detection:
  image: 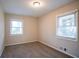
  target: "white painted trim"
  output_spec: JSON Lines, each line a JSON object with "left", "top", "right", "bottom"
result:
{"left": 56, "top": 9, "right": 78, "bottom": 42}
{"left": 9, "top": 19, "right": 24, "bottom": 36}
{"left": 39, "top": 41, "right": 78, "bottom": 58}
{"left": 0, "top": 46, "right": 5, "bottom": 57}
{"left": 5, "top": 40, "right": 37, "bottom": 46}
{"left": 56, "top": 9, "right": 78, "bottom": 17}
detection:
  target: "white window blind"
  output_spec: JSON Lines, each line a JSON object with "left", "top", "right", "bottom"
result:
{"left": 56, "top": 10, "right": 78, "bottom": 40}
{"left": 10, "top": 21, "right": 23, "bottom": 35}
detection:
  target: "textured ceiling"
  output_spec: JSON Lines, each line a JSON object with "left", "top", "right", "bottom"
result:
{"left": 0, "top": 0, "right": 75, "bottom": 17}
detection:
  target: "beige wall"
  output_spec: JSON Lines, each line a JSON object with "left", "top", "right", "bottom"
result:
{"left": 1, "top": 0, "right": 79, "bottom": 57}
{"left": 38, "top": 0, "right": 79, "bottom": 57}
{"left": 5, "top": 14, "right": 38, "bottom": 46}
{"left": 0, "top": 6, "right": 5, "bottom": 56}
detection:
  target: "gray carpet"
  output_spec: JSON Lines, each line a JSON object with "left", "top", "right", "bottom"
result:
{"left": 1, "top": 41, "right": 72, "bottom": 58}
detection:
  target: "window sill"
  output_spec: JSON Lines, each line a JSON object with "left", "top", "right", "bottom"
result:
{"left": 56, "top": 36, "right": 78, "bottom": 42}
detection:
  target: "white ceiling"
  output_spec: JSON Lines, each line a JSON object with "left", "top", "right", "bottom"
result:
{"left": 0, "top": 0, "right": 75, "bottom": 17}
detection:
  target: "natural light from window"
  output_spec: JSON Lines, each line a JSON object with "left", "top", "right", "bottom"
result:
{"left": 56, "top": 10, "right": 77, "bottom": 40}
{"left": 10, "top": 21, "right": 23, "bottom": 35}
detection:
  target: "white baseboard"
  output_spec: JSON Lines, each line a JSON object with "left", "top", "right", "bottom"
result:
{"left": 2, "top": 40, "right": 78, "bottom": 58}
{"left": 39, "top": 41, "right": 77, "bottom": 58}
{"left": 5, "top": 40, "right": 37, "bottom": 46}
{"left": 0, "top": 46, "right": 5, "bottom": 57}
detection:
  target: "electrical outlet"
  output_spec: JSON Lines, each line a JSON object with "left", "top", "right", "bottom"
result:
{"left": 64, "top": 48, "right": 67, "bottom": 52}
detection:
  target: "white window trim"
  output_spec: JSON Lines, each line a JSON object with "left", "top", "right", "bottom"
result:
{"left": 56, "top": 9, "right": 78, "bottom": 41}
{"left": 9, "top": 19, "right": 23, "bottom": 36}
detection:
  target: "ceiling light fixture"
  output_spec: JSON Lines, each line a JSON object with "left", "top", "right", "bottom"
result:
{"left": 33, "top": 1, "right": 40, "bottom": 7}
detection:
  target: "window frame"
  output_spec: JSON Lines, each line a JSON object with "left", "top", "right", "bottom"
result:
{"left": 10, "top": 20, "right": 23, "bottom": 35}
{"left": 56, "top": 9, "right": 78, "bottom": 41}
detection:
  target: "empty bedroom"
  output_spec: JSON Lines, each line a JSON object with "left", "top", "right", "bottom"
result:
{"left": 0, "top": 0, "right": 79, "bottom": 58}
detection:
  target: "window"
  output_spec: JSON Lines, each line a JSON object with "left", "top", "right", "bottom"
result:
{"left": 56, "top": 10, "right": 78, "bottom": 40}
{"left": 10, "top": 21, "right": 23, "bottom": 35}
